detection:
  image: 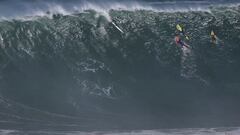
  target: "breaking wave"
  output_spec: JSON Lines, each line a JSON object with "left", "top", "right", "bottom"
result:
{"left": 0, "top": 0, "right": 240, "bottom": 131}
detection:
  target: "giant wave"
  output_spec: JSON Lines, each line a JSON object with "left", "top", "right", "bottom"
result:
{"left": 0, "top": 1, "right": 240, "bottom": 133}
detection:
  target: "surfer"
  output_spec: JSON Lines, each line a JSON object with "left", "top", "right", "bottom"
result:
{"left": 175, "top": 36, "right": 190, "bottom": 48}
{"left": 176, "top": 24, "right": 189, "bottom": 40}
{"left": 210, "top": 30, "right": 217, "bottom": 44}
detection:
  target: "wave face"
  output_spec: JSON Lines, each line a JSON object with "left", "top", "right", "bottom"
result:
{"left": 0, "top": 2, "right": 240, "bottom": 131}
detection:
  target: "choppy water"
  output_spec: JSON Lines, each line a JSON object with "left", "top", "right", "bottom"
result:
{"left": 0, "top": 0, "right": 240, "bottom": 133}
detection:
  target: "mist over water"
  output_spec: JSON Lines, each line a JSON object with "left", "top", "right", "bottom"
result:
{"left": 0, "top": 0, "right": 239, "bottom": 19}
{"left": 0, "top": 0, "right": 240, "bottom": 134}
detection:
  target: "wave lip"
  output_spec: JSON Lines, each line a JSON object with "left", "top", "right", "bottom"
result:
{"left": 1, "top": 127, "right": 240, "bottom": 135}
{"left": 1, "top": 0, "right": 240, "bottom": 19}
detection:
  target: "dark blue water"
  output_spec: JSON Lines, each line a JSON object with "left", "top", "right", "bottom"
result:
{"left": 0, "top": 0, "right": 240, "bottom": 134}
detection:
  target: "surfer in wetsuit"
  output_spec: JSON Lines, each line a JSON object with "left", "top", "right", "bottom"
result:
{"left": 175, "top": 36, "right": 190, "bottom": 48}
{"left": 210, "top": 30, "right": 217, "bottom": 44}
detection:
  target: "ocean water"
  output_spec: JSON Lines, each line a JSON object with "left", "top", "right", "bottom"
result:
{"left": 0, "top": 0, "right": 240, "bottom": 134}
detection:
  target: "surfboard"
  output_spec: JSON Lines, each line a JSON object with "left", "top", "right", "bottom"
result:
{"left": 111, "top": 22, "right": 124, "bottom": 34}
{"left": 176, "top": 24, "right": 189, "bottom": 40}
{"left": 176, "top": 24, "right": 183, "bottom": 32}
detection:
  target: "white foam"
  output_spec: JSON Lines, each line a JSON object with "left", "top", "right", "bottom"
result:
{"left": 0, "top": 130, "right": 16, "bottom": 135}
{"left": 2, "top": 127, "right": 238, "bottom": 135}
{"left": 1, "top": 1, "right": 236, "bottom": 21}
{"left": 77, "top": 127, "right": 240, "bottom": 135}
